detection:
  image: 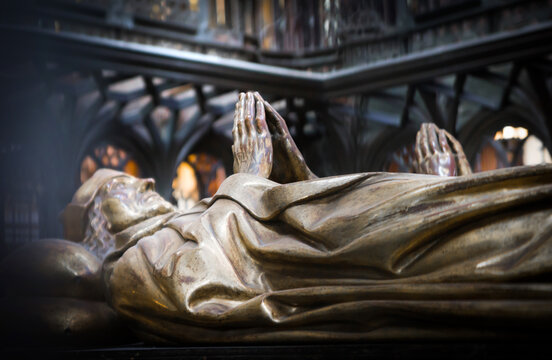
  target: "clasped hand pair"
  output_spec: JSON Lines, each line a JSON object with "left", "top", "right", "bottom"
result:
{"left": 232, "top": 92, "right": 316, "bottom": 183}
{"left": 414, "top": 123, "right": 472, "bottom": 176}
{"left": 232, "top": 92, "right": 471, "bottom": 181}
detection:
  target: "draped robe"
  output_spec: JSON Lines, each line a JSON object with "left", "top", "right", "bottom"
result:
{"left": 104, "top": 165, "right": 552, "bottom": 343}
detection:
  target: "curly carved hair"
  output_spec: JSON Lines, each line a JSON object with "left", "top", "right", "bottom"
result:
{"left": 82, "top": 195, "right": 115, "bottom": 260}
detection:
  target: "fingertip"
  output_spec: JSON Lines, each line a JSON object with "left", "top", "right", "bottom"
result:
{"left": 439, "top": 130, "right": 450, "bottom": 149}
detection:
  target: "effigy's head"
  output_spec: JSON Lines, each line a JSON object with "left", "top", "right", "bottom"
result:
{"left": 62, "top": 169, "right": 174, "bottom": 253}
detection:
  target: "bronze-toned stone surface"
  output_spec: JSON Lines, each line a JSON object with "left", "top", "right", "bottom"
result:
{"left": 255, "top": 92, "right": 317, "bottom": 183}
{"left": 0, "top": 239, "right": 133, "bottom": 345}
{"left": 1, "top": 239, "right": 103, "bottom": 300}
{"left": 101, "top": 93, "right": 552, "bottom": 343}
{"left": 104, "top": 165, "right": 552, "bottom": 344}
{"left": 232, "top": 92, "right": 273, "bottom": 179}
{"left": 2, "top": 92, "right": 552, "bottom": 345}
{"left": 0, "top": 296, "right": 131, "bottom": 346}
{"left": 414, "top": 123, "right": 472, "bottom": 176}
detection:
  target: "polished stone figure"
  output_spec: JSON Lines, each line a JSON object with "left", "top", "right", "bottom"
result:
{"left": 2, "top": 92, "right": 552, "bottom": 345}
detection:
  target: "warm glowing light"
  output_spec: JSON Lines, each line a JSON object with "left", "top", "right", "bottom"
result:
{"left": 523, "top": 135, "right": 552, "bottom": 165}
{"left": 476, "top": 129, "right": 551, "bottom": 172}
{"left": 124, "top": 159, "right": 140, "bottom": 177}
{"left": 172, "top": 162, "right": 200, "bottom": 210}
{"left": 80, "top": 155, "right": 98, "bottom": 184}
{"left": 81, "top": 145, "right": 141, "bottom": 183}
{"left": 208, "top": 166, "right": 226, "bottom": 196}
{"left": 172, "top": 153, "right": 227, "bottom": 210}
{"left": 216, "top": 0, "right": 226, "bottom": 25}
{"left": 494, "top": 126, "right": 528, "bottom": 140}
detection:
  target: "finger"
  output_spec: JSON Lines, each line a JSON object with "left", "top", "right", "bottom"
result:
{"left": 427, "top": 123, "right": 440, "bottom": 153}
{"left": 415, "top": 130, "right": 424, "bottom": 172}
{"left": 233, "top": 154, "right": 239, "bottom": 174}
{"left": 421, "top": 123, "right": 431, "bottom": 158}
{"left": 255, "top": 99, "right": 268, "bottom": 135}
{"left": 232, "top": 97, "right": 240, "bottom": 142}
{"left": 445, "top": 131, "right": 465, "bottom": 160}
{"left": 439, "top": 129, "right": 452, "bottom": 154}
{"left": 422, "top": 160, "right": 429, "bottom": 175}
{"left": 253, "top": 91, "right": 264, "bottom": 102}
{"left": 445, "top": 131, "right": 463, "bottom": 155}
{"left": 252, "top": 92, "right": 287, "bottom": 136}
{"left": 264, "top": 110, "right": 278, "bottom": 135}
{"left": 255, "top": 94, "right": 288, "bottom": 136}
{"left": 246, "top": 92, "right": 256, "bottom": 136}
{"left": 445, "top": 132, "right": 472, "bottom": 175}
{"left": 237, "top": 92, "right": 246, "bottom": 140}
{"left": 232, "top": 144, "right": 239, "bottom": 174}
{"left": 269, "top": 100, "right": 289, "bottom": 135}
{"left": 252, "top": 92, "right": 276, "bottom": 133}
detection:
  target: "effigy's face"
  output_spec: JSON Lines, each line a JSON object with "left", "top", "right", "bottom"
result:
{"left": 99, "top": 176, "right": 175, "bottom": 233}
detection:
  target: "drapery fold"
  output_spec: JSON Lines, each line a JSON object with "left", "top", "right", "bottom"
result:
{"left": 105, "top": 165, "right": 552, "bottom": 343}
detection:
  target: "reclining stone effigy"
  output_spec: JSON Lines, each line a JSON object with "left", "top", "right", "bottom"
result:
{"left": 2, "top": 92, "right": 552, "bottom": 345}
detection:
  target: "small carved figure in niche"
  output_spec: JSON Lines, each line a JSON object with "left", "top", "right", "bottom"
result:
{"left": 2, "top": 92, "right": 552, "bottom": 345}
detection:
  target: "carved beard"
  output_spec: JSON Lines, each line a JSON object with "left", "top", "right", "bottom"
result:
{"left": 81, "top": 189, "right": 174, "bottom": 259}
{"left": 82, "top": 196, "right": 116, "bottom": 260}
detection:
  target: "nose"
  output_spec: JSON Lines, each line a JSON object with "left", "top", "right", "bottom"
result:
{"left": 139, "top": 178, "right": 155, "bottom": 192}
